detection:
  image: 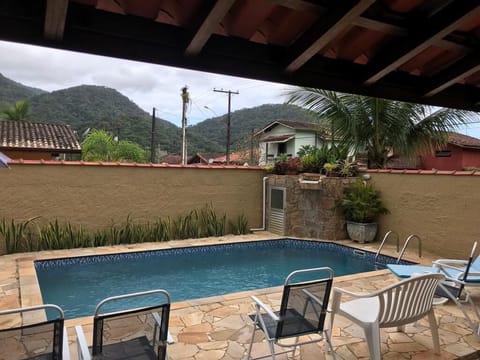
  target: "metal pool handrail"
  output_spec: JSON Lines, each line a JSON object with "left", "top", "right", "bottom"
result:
{"left": 374, "top": 230, "right": 399, "bottom": 265}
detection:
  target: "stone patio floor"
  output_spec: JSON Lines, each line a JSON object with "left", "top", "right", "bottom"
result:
{"left": 1, "top": 232, "right": 480, "bottom": 359}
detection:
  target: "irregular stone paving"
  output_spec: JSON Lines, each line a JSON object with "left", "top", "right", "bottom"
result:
{"left": 1, "top": 233, "right": 480, "bottom": 359}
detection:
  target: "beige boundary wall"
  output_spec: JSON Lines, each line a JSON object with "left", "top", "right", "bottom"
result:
{"left": 2, "top": 161, "right": 479, "bottom": 260}
{"left": 0, "top": 161, "right": 265, "bottom": 233}
{"left": 368, "top": 170, "right": 480, "bottom": 259}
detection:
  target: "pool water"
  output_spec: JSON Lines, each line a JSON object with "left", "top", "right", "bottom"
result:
{"left": 35, "top": 239, "right": 404, "bottom": 319}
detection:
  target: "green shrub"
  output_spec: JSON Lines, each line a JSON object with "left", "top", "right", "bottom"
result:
{"left": 228, "top": 213, "right": 249, "bottom": 235}
{"left": 0, "top": 205, "right": 249, "bottom": 254}
{"left": 339, "top": 180, "right": 389, "bottom": 223}
{"left": 0, "top": 217, "right": 39, "bottom": 253}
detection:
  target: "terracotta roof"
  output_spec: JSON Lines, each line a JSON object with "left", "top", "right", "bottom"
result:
{"left": 448, "top": 132, "right": 480, "bottom": 149}
{"left": 3, "top": 1, "right": 480, "bottom": 111}
{"left": 210, "top": 153, "right": 244, "bottom": 164}
{"left": 0, "top": 121, "right": 81, "bottom": 153}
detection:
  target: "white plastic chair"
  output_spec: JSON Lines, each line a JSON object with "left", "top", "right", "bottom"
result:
{"left": 331, "top": 273, "right": 445, "bottom": 360}
{"left": 388, "top": 241, "right": 480, "bottom": 335}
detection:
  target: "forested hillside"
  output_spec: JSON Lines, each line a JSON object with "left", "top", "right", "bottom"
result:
{"left": 0, "top": 73, "right": 46, "bottom": 107}
{"left": 189, "top": 103, "right": 318, "bottom": 149}
{"left": 0, "top": 74, "right": 318, "bottom": 156}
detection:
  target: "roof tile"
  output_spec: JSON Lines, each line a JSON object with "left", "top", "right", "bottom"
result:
{"left": 448, "top": 132, "right": 480, "bottom": 149}
{"left": 0, "top": 120, "right": 81, "bottom": 152}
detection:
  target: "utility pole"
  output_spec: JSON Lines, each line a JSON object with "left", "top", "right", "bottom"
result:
{"left": 250, "top": 128, "right": 255, "bottom": 164}
{"left": 213, "top": 88, "right": 239, "bottom": 164}
{"left": 150, "top": 107, "right": 156, "bottom": 163}
{"left": 181, "top": 86, "right": 190, "bottom": 165}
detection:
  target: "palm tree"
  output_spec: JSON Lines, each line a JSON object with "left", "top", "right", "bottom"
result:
{"left": 287, "top": 89, "right": 474, "bottom": 168}
{"left": 2, "top": 100, "right": 30, "bottom": 121}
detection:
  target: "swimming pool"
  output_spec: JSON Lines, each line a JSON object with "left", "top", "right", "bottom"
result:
{"left": 35, "top": 239, "right": 409, "bottom": 319}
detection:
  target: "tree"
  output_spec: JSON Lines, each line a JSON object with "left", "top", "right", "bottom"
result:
{"left": 287, "top": 89, "right": 474, "bottom": 168}
{"left": 114, "top": 140, "right": 147, "bottom": 163}
{"left": 2, "top": 100, "right": 30, "bottom": 120}
{"left": 82, "top": 129, "right": 146, "bottom": 163}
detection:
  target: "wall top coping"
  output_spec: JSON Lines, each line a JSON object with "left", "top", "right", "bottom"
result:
{"left": 7, "top": 159, "right": 265, "bottom": 171}
{"left": 364, "top": 169, "right": 480, "bottom": 176}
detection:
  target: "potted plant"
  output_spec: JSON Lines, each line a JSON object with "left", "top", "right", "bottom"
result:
{"left": 273, "top": 155, "right": 301, "bottom": 175}
{"left": 339, "top": 179, "right": 389, "bottom": 243}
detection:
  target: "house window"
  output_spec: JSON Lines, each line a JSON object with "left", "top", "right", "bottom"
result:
{"left": 277, "top": 142, "right": 287, "bottom": 155}
{"left": 435, "top": 150, "right": 451, "bottom": 157}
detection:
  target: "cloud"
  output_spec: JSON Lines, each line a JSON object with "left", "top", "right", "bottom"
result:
{"left": 0, "top": 40, "right": 292, "bottom": 125}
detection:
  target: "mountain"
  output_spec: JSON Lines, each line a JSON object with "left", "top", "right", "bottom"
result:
{"left": 189, "top": 103, "right": 318, "bottom": 150}
{"left": 1, "top": 81, "right": 222, "bottom": 154}
{"left": 0, "top": 74, "right": 318, "bottom": 156}
{"left": 0, "top": 73, "right": 46, "bottom": 107}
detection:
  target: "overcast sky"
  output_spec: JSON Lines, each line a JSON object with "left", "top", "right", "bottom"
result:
{"left": 0, "top": 40, "right": 290, "bottom": 127}
{"left": 1, "top": 40, "right": 480, "bottom": 137}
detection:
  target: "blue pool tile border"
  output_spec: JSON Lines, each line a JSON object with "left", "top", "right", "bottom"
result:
{"left": 34, "top": 239, "right": 412, "bottom": 270}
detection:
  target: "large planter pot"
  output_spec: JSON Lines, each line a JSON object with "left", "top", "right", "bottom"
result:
{"left": 346, "top": 221, "right": 378, "bottom": 243}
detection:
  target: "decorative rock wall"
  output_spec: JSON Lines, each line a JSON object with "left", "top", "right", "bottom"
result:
{"left": 266, "top": 175, "right": 355, "bottom": 240}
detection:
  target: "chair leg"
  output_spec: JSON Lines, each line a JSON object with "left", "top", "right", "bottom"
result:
{"left": 396, "top": 325, "right": 405, "bottom": 332}
{"left": 267, "top": 339, "right": 276, "bottom": 360}
{"left": 363, "top": 323, "right": 381, "bottom": 360}
{"left": 324, "top": 329, "right": 336, "bottom": 360}
{"left": 427, "top": 309, "right": 441, "bottom": 354}
{"left": 246, "top": 315, "right": 258, "bottom": 360}
{"left": 291, "top": 336, "right": 299, "bottom": 358}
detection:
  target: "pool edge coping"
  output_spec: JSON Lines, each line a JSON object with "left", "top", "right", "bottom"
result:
{"left": 10, "top": 232, "right": 433, "bottom": 325}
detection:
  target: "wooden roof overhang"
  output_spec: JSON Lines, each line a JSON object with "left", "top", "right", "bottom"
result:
{"left": 1, "top": 0, "right": 480, "bottom": 111}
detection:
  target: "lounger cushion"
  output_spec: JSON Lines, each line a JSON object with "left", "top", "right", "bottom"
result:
{"left": 387, "top": 264, "right": 480, "bottom": 283}
{"left": 387, "top": 265, "right": 435, "bottom": 278}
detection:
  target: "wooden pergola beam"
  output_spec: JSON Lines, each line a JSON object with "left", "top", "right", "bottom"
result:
{"left": 285, "top": 0, "right": 376, "bottom": 73}
{"left": 425, "top": 52, "right": 480, "bottom": 97}
{"left": 364, "top": 2, "right": 480, "bottom": 85}
{"left": 44, "top": 0, "right": 69, "bottom": 41}
{"left": 268, "top": 0, "right": 324, "bottom": 14}
{"left": 185, "top": 0, "right": 237, "bottom": 56}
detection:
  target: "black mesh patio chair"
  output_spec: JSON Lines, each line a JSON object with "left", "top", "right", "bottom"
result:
{"left": 75, "top": 289, "right": 171, "bottom": 360}
{"left": 0, "top": 304, "right": 70, "bottom": 360}
{"left": 246, "top": 267, "right": 336, "bottom": 359}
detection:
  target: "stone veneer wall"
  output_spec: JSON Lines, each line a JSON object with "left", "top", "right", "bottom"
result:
{"left": 266, "top": 175, "right": 355, "bottom": 239}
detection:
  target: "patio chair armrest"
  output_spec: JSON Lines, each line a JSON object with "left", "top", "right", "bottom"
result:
{"left": 332, "top": 287, "right": 372, "bottom": 299}
{"left": 433, "top": 261, "right": 473, "bottom": 279}
{"left": 251, "top": 296, "right": 280, "bottom": 322}
{"left": 75, "top": 325, "right": 91, "bottom": 360}
{"left": 151, "top": 312, "right": 174, "bottom": 344}
{"left": 434, "top": 259, "right": 468, "bottom": 267}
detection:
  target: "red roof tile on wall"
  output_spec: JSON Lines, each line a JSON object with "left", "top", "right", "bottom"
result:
{"left": 8, "top": 159, "right": 264, "bottom": 170}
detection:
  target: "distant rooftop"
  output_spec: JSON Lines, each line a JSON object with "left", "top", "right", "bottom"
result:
{"left": 448, "top": 132, "right": 480, "bottom": 149}
{"left": 0, "top": 120, "right": 81, "bottom": 153}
